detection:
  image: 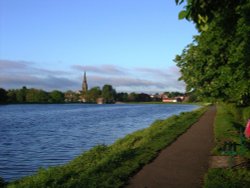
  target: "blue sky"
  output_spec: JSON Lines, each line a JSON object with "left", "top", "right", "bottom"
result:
{"left": 0, "top": 0, "right": 197, "bottom": 93}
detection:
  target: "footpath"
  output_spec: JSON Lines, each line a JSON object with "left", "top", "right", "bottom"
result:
{"left": 126, "top": 106, "right": 216, "bottom": 188}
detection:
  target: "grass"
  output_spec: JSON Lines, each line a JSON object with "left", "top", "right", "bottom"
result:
{"left": 204, "top": 103, "right": 250, "bottom": 188}
{"left": 5, "top": 106, "right": 207, "bottom": 188}
{"left": 212, "top": 103, "right": 250, "bottom": 157}
{"left": 204, "top": 168, "right": 250, "bottom": 188}
{"left": 212, "top": 104, "right": 242, "bottom": 154}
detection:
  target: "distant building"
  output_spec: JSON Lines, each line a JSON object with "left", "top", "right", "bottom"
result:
{"left": 81, "top": 71, "right": 88, "bottom": 102}
{"left": 162, "top": 95, "right": 185, "bottom": 103}
{"left": 96, "top": 97, "right": 105, "bottom": 104}
{"left": 162, "top": 98, "right": 177, "bottom": 103}
{"left": 64, "top": 90, "right": 78, "bottom": 102}
{"left": 82, "top": 71, "right": 88, "bottom": 94}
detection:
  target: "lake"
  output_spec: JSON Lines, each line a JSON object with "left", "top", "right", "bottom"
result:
{"left": 0, "top": 103, "right": 199, "bottom": 181}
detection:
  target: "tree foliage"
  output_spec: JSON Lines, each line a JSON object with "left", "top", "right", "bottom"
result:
{"left": 175, "top": 0, "right": 241, "bottom": 31}
{"left": 86, "top": 87, "right": 102, "bottom": 103}
{"left": 102, "top": 85, "right": 116, "bottom": 104}
{"left": 175, "top": 0, "right": 250, "bottom": 105}
{"left": 49, "top": 90, "right": 64, "bottom": 103}
{"left": 0, "top": 88, "right": 8, "bottom": 104}
{"left": 16, "top": 86, "right": 27, "bottom": 103}
{"left": 116, "top": 92, "right": 129, "bottom": 102}
{"left": 26, "top": 89, "right": 49, "bottom": 103}
{"left": 1, "top": 87, "right": 66, "bottom": 103}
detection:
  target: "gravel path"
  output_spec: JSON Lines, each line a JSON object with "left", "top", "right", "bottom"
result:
{"left": 126, "top": 106, "right": 216, "bottom": 188}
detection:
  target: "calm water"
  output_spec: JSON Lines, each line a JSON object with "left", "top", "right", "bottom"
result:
{"left": 0, "top": 104, "right": 199, "bottom": 181}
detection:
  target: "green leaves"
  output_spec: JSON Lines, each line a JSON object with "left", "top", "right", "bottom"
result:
{"left": 175, "top": 0, "right": 184, "bottom": 5}
{"left": 102, "top": 84, "right": 116, "bottom": 104}
{"left": 175, "top": 0, "right": 250, "bottom": 105}
{"left": 178, "top": 10, "right": 188, "bottom": 19}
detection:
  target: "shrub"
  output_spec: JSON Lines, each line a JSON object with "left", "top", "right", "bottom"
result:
{"left": 204, "top": 169, "right": 250, "bottom": 188}
{"left": 242, "top": 106, "right": 250, "bottom": 123}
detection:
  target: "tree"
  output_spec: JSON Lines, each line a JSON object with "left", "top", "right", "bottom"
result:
{"left": 16, "top": 86, "right": 27, "bottom": 103}
{"left": 86, "top": 87, "right": 102, "bottom": 103}
{"left": 175, "top": 0, "right": 241, "bottom": 31}
{"left": 38, "top": 90, "right": 49, "bottom": 103}
{"left": 137, "top": 93, "right": 151, "bottom": 102}
{"left": 116, "top": 92, "right": 129, "bottom": 102}
{"left": 0, "top": 88, "right": 8, "bottom": 104}
{"left": 102, "top": 85, "right": 116, "bottom": 104}
{"left": 49, "top": 90, "right": 64, "bottom": 103}
{"left": 128, "top": 92, "right": 138, "bottom": 102}
{"left": 175, "top": 0, "right": 250, "bottom": 105}
{"left": 7, "top": 89, "right": 17, "bottom": 103}
{"left": 165, "top": 91, "right": 184, "bottom": 98}
{"left": 26, "top": 88, "right": 49, "bottom": 103}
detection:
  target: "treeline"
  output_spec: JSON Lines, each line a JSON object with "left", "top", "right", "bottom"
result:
{"left": 0, "top": 86, "right": 182, "bottom": 104}
{"left": 0, "top": 87, "right": 65, "bottom": 104}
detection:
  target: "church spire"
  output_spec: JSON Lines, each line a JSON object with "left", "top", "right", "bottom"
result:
{"left": 82, "top": 71, "right": 88, "bottom": 94}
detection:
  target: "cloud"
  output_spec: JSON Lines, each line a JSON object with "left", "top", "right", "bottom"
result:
{"left": 0, "top": 75, "right": 40, "bottom": 85}
{"left": 0, "top": 74, "right": 79, "bottom": 91}
{"left": 71, "top": 64, "right": 127, "bottom": 75}
{"left": 0, "top": 59, "right": 70, "bottom": 76}
{"left": 0, "top": 59, "right": 185, "bottom": 92}
{"left": 42, "top": 76, "right": 79, "bottom": 90}
{"left": 131, "top": 66, "right": 185, "bottom": 92}
{"left": 135, "top": 66, "right": 182, "bottom": 79}
{"left": 135, "top": 67, "right": 171, "bottom": 78}
{"left": 0, "top": 59, "right": 31, "bottom": 70}
{"left": 86, "top": 74, "right": 185, "bottom": 93}
{"left": 0, "top": 59, "right": 78, "bottom": 91}
{"left": 32, "top": 68, "right": 70, "bottom": 76}
{"left": 88, "top": 75, "right": 166, "bottom": 88}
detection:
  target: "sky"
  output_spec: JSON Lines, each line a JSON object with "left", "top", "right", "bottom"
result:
{"left": 0, "top": 0, "right": 197, "bottom": 93}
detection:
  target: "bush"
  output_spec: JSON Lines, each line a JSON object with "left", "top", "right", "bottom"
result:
{"left": 205, "top": 104, "right": 250, "bottom": 188}
{"left": 242, "top": 106, "right": 250, "bottom": 123}
{"left": 212, "top": 104, "right": 250, "bottom": 157}
{"left": 204, "top": 169, "right": 250, "bottom": 188}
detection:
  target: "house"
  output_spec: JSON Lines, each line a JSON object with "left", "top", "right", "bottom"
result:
{"left": 162, "top": 98, "right": 177, "bottom": 103}
{"left": 162, "top": 96, "right": 185, "bottom": 103}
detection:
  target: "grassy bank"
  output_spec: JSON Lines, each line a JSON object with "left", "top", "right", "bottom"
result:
{"left": 5, "top": 107, "right": 206, "bottom": 188}
{"left": 204, "top": 104, "right": 250, "bottom": 188}
{"left": 212, "top": 104, "right": 250, "bottom": 157}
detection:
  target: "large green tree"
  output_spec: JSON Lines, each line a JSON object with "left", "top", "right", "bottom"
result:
{"left": 175, "top": 0, "right": 242, "bottom": 31}
{"left": 16, "top": 86, "right": 27, "bottom": 103}
{"left": 175, "top": 0, "right": 250, "bottom": 105}
{"left": 86, "top": 87, "right": 102, "bottom": 103}
{"left": 26, "top": 89, "right": 49, "bottom": 103}
{"left": 49, "top": 90, "right": 64, "bottom": 103}
{"left": 102, "top": 85, "right": 116, "bottom": 104}
{"left": 7, "top": 89, "right": 17, "bottom": 103}
{"left": 116, "top": 92, "right": 129, "bottom": 102}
